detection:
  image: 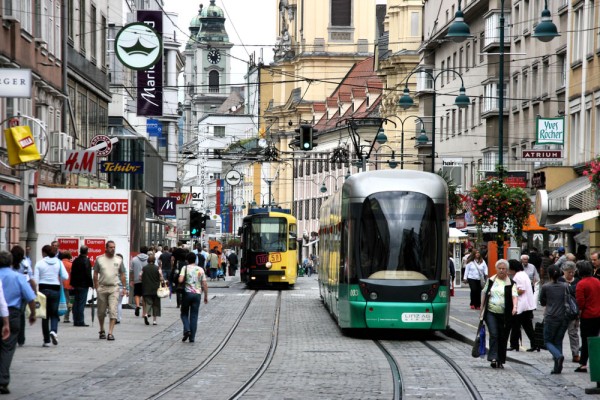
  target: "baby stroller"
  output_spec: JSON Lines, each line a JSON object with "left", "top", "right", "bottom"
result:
{"left": 215, "top": 268, "right": 226, "bottom": 281}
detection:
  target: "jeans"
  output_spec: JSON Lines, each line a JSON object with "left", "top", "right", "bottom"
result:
{"left": 72, "top": 287, "right": 89, "bottom": 326}
{"left": 485, "top": 311, "right": 511, "bottom": 363}
{"left": 40, "top": 287, "right": 60, "bottom": 343}
{"left": 543, "top": 317, "right": 569, "bottom": 361}
{"left": 17, "top": 303, "right": 26, "bottom": 346}
{"left": 180, "top": 292, "right": 201, "bottom": 341}
{"left": 0, "top": 308, "right": 20, "bottom": 386}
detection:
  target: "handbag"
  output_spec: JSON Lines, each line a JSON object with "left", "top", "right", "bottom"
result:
{"left": 58, "top": 287, "right": 68, "bottom": 316}
{"left": 471, "top": 320, "right": 485, "bottom": 358}
{"left": 176, "top": 266, "right": 187, "bottom": 294}
{"left": 157, "top": 281, "right": 170, "bottom": 298}
{"left": 564, "top": 284, "right": 579, "bottom": 320}
{"left": 25, "top": 292, "right": 47, "bottom": 319}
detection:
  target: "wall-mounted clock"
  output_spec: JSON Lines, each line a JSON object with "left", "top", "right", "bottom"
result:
{"left": 207, "top": 49, "right": 221, "bottom": 64}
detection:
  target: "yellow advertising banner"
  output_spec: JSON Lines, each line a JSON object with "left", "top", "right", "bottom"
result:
{"left": 4, "top": 125, "right": 41, "bottom": 166}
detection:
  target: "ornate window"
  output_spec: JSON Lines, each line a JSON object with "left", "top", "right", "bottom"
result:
{"left": 331, "top": 0, "right": 351, "bottom": 26}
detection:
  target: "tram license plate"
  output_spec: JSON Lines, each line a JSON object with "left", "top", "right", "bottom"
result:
{"left": 401, "top": 313, "right": 433, "bottom": 323}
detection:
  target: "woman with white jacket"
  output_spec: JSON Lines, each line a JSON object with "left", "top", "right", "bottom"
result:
{"left": 34, "top": 245, "right": 68, "bottom": 347}
{"left": 463, "top": 250, "right": 488, "bottom": 309}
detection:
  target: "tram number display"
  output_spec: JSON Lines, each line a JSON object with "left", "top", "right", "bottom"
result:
{"left": 256, "top": 253, "right": 282, "bottom": 265}
{"left": 401, "top": 313, "right": 433, "bottom": 323}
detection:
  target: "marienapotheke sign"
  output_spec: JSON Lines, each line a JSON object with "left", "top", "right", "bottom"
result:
{"left": 0, "top": 69, "right": 32, "bottom": 98}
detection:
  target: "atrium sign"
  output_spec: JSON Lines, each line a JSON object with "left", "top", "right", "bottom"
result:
{"left": 536, "top": 117, "right": 564, "bottom": 145}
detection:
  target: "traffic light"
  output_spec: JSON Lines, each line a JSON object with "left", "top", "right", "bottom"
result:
{"left": 190, "top": 210, "right": 203, "bottom": 237}
{"left": 295, "top": 124, "right": 318, "bottom": 151}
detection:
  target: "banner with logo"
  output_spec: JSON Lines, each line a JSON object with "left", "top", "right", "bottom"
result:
{"left": 155, "top": 197, "right": 177, "bottom": 216}
{"left": 536, "top": 117, "right": 564, "bottom": 144}
{"left": 136, "top": 10, "right": 163, "bottom": 116}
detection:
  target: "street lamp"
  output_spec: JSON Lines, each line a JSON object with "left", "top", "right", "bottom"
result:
{"left": 319, "top": 174, "right": 347, "bottom": 194}
{"left": 384, "top": 115, "right": 427, "bottom": 169}
{"left": 374, "top": 144, "right": 399, "bottom": 169}
{"left": 447, "top": 0, "right": 558, "bottom": 260}
{"left": 398, "top": 71, "right": 470, "bottom": 173}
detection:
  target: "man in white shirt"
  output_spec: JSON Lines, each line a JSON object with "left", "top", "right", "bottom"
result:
{"left": 521, "top": 254, "right": 540, "bottom": 292}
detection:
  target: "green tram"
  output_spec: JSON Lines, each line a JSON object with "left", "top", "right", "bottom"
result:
{"left": 317, "top": 170, "right": 451, "bottom": 331}
{"left": 240, "top": 208, "right": 298, "bottom": 288}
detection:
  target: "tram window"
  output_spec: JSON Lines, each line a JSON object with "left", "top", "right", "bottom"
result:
{"left": 289, "top": 223, "right": 297, "bottom": 250}
{"left": 355, "top": 192, "right": 438, "bottom": 280}
{"left": 249, "top": 217, "right": 288, "bottom": 252}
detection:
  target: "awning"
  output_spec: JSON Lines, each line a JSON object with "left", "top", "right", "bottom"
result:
{"left": 0, "top": 189, "right": 26, "bottom": 205}
{"left": 548, "top": 176, "right": 593, "bottom": 212}
{"left": 449, "top": 227, "right": 468, "bottom": 243}
{"left": 550, "top": 210, "right": 600, "bottom": 227}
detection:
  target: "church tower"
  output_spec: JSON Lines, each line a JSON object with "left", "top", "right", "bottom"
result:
{"left": 184, "top": 1, "right": 234, "bottom": 131}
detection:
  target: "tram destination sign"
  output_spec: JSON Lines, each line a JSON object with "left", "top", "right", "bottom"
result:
{"left": 522, "top": 149, "right": 563, "bottom": 162}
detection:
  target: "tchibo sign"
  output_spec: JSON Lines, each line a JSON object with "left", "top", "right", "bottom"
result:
{"left": 0, "top": 69, "right": 32, "bottom": 98}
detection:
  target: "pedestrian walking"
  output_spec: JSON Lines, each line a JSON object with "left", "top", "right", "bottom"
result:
{"left": 0, "top": 250, "right": 37, "bottom": 394}
{"left": 557, "top": 261, "right": 581, "bottom": 362}
{"left": 70, "top": 246, "right": 93, "bottom": 327}
{"left": 574, "top": 260, "right": 600, "bottom": 373}
{"left": 34, "top": 245, "right": 69, "bottom": 347}
{"left": 10, "top": 245, "right": 35, "bottom": 347}
{"left": 507, "top": 259, "right": 537, "bottom": 352}
{"left": 539, "top": 265, "right": 569, "bottom": 374}
{"left": 591, "top": 251, "right": 600, "bottom": 280}
{"left": 59, "top": 251, "right": 73, "bottom": 323}
{"left": 130, "top": 246, "right": 149, "bottom": 317}
{"left": 520, "top": 254, "right": 540, "bottom": 294}
{"left": 463, "top": 250, "right": 488, "bottom": 310}
{"left": 481, "top": 259, "right": 517, "bottom": 369}
{"left": 116, "top": 253, "right": 128, "bottom": 324}
{"left": 93, "top": 241, "right": 128, "bottom": 341}
{"left": 227, "top": 250, "right": 238, "bottom": 276}
{"left": 208, "top": 249, "right": 219, "bottom": 280}
{"left": 141, "top": 254, "right": 162, "bottom": 326}
{"left": 158, "top": 247, "right": 172, "bottom": 282}
{"left": 179, "top": 252, "right": 208, "bottom": 343}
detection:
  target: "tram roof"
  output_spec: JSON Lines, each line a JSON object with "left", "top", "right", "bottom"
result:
{"left": 343, "top": 170, "right": 447, "bottom": 201}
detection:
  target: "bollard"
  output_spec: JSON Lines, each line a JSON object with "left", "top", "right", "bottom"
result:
{"left": 585, "top": 336, "right": 600, "bottom": 395}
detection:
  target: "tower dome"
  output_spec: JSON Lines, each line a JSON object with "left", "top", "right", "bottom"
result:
{"left": 198, "top": 0, "right": 229, "bottom": 43}
{"left": 186, "top": 4, "right": 203, "bottom": 49}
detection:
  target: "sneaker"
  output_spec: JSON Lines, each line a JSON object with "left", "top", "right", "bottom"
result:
{"left": 42, "top": 342, "right": 50, "bottom": 347}
{"left": 152, "top": 321, "right": 157, "bottom": 325}
{"left": 135, "top": 307, "right": 140, "bottom": 317}
{"left": 50, "top": 331, "right": 58, "bottom": 345}
{"left": 143, "top": 315, "right": 149, "bottom": 326}
{"left": 0, "top": 385, "right": 10, "bottom": 394}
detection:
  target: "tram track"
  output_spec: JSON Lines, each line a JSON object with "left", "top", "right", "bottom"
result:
{"left": 146, "top": 290, "right": 282, "bottom": 400}
{"left": 376, "top": 338, "right": 482, "bottom": 400}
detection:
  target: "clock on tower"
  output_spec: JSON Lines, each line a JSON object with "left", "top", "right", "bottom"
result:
{"left": 207, "top": 49, "right": 221, "bottom": 64}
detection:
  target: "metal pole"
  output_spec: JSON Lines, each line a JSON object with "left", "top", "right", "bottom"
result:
{"left": 431, "top": 91, "right": 436, "bottom": 173}
{"left": 267, "top": 180, "right": 272, "bottom": 212}
{"left": 497, "top": 0, "right": 505, "bottom": 261}
{"left": 362, "top": 154, "right": 366, "bottom": 172}
{"left": 401, "top": 124, "right": 405, "bottom": 169}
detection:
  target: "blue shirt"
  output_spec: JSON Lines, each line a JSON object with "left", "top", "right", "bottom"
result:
{"left": 0, "top": 266, "right": 36, "bottom": 308}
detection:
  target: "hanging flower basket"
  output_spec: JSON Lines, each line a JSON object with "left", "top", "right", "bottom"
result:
{"left": 463, "top": 176, "right": 532, "bottom": 244}
{"left": 583, "top": 156, "right": 600, "bottom": 208}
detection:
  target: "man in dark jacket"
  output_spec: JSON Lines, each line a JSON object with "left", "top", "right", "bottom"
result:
{"left": 227, "top": 250, "right": 238, "bottom": 276}
{"left": 70, "top": 246, "right": 94, "bottom": 327}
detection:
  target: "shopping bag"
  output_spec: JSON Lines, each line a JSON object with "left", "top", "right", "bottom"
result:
{"left": 478, "top": 324, "right": 487, "bottom": 358}
{"left": 534, "top": 320, "right": 547, "bottom": 350}
{"left": 58, "top": 287, "right": 68, "bottom": 316}
{"left": 25, "top": 292, "right": 47, "bottom": 319}
{"left": 471, "top": 320, "right": 485, "bottom": 358}
{"left": 4, "top": 125, "right": 41, "bottom": 166}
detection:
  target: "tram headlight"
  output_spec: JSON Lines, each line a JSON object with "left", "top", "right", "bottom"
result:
{"left": 265, "top": 261, "right": 272, "bottom": 269}
{"left": 369, "top": 292, "right": 378, "bottom": 300}
{"left": 421, "top": 293, "right": 429, "bottom": 301}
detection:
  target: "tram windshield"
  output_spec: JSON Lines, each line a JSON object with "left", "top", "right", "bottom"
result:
{"left": 357, "top": 192, "right": 439, "bottom": 280}
{"left": 248, "top": 217, "right": 289, "bottom": 252}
